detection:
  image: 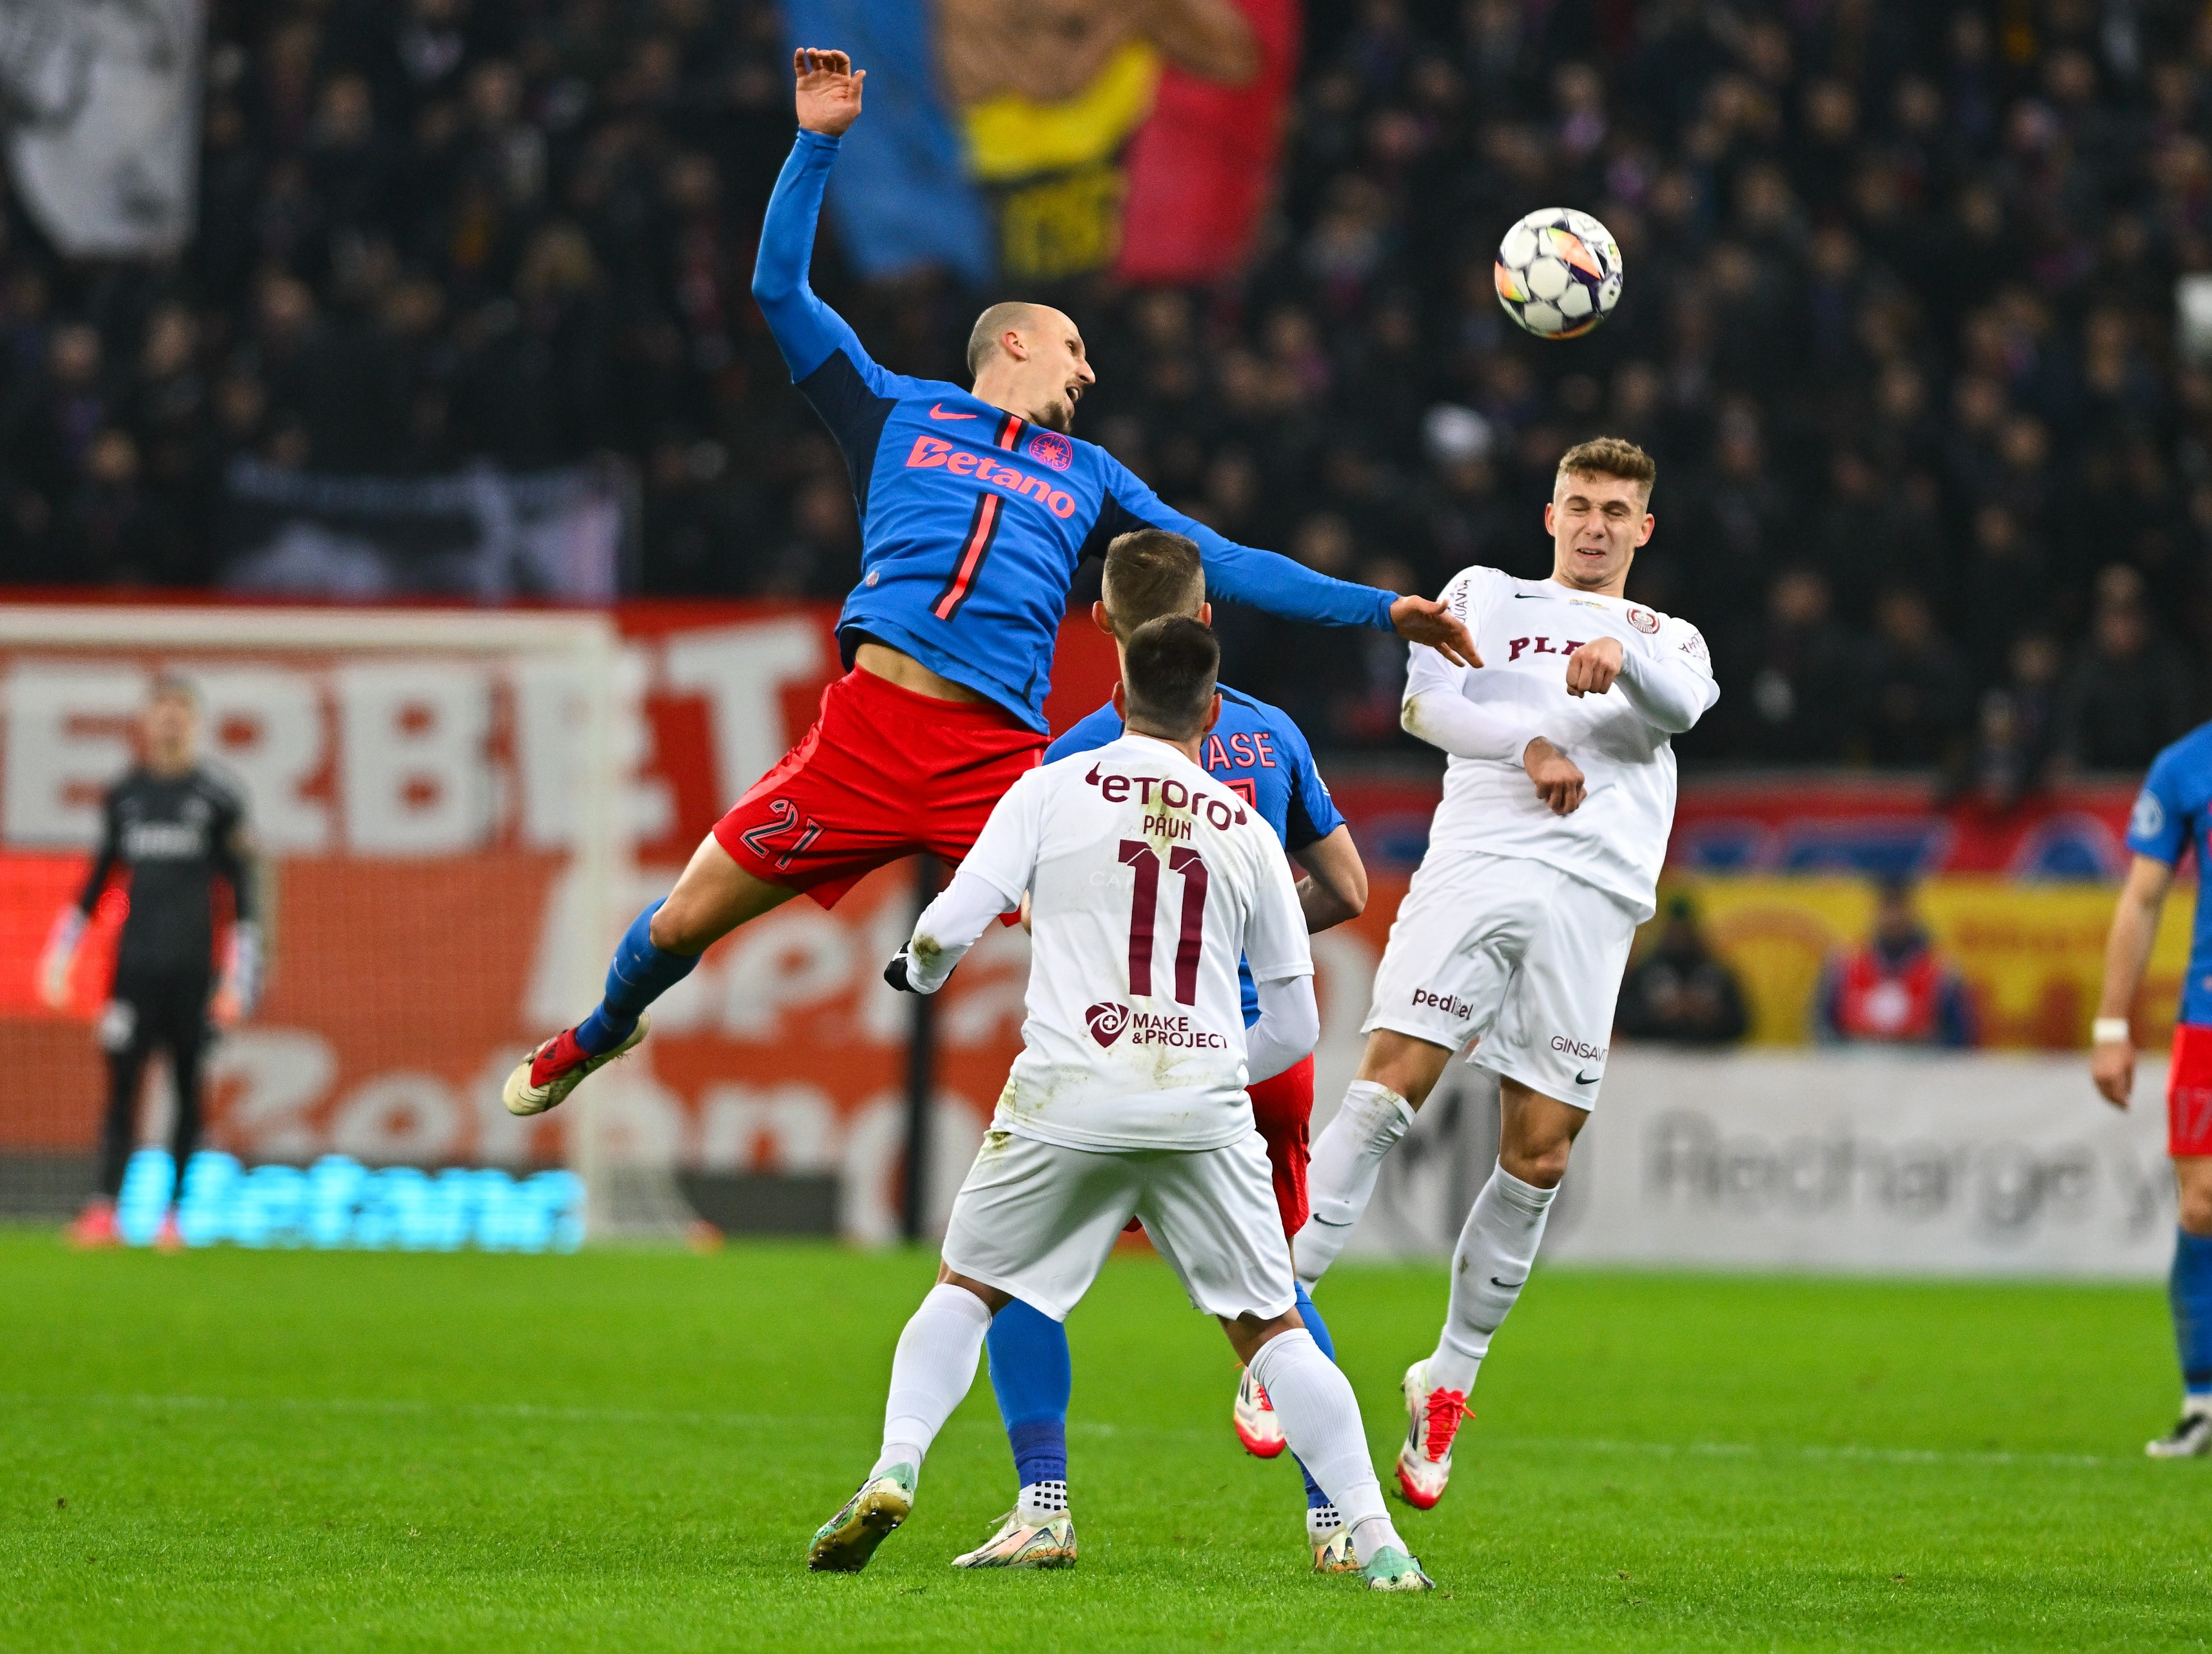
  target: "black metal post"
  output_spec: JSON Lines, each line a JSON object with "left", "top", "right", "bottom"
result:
{"left": 901, "top": 852, "right": 939, "bottom": 1243}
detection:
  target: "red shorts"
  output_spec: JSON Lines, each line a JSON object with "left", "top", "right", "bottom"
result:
{"left": 713, "top": 667, "right": 1044, "bottom": 909}
{"left": 1250, "top": 1054, "right": 1316, "bottom": 1242}
{"left": 2169, "top": 1025, "right": 2212, "bottom": 1157}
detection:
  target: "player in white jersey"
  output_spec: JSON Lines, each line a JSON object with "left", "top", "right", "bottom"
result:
{"left": 1291, "top": 437, "right": 1718, "bottom": 1508}
{"left": 805, "top": 616, "right": 1433, "bottom": 1591}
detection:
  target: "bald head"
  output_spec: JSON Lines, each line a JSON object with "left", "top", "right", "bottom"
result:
{"left": 966, "top": 301, "right": 1049, "bottom": 375}
{"left": 964, "top": 300, "right": 1095, "bottom": 434}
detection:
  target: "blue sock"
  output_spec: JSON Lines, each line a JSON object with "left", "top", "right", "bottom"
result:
{"left": 2173, "top": 1230, "right": 2212, "bottom": 1397}
{"left": 986, "top": 1297, "right": 1072, "bottom": 1488}
{"left": 1293, "top": 1281, "right": 1336, "bottom": 1509}
{"left": 575, "top": 901, "right": 700, "bottom": 1055}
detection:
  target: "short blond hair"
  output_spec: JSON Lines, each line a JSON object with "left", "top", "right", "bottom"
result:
{"left": 1556, "top": 435, "right": 1656, "bottom": 497}
{"left": 1101, "top": 529, "right": 1204, "bottom": 638}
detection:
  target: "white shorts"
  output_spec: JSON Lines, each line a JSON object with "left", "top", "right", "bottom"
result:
{"left": 1364, "top": 851, "right": 1639, "bottom": 1108}
{"left": 940, "top": 1128, "right": 1296, "bottom": 1324}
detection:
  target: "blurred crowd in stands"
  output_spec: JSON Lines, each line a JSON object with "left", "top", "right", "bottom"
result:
{"left": 5, "top": 1, "right": 2212, "bottom": 776}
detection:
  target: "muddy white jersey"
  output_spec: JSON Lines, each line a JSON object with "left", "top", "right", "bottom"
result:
{"left": 1406, "top": 566, "right": 1716, "bottom": 921}
{"left": 949, "top": 733, "right": 1312, "bottom": 1152}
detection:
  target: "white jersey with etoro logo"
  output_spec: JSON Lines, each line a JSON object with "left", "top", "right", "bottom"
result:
{"left": 1411, "top": 566, "right": 1716, "bottom": 921}
{"left": 948, "top": 732, "right": 1313, "bottom": 1152}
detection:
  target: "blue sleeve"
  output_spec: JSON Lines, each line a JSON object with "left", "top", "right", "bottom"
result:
{"left": 1092, "top": 456, "right": 1398, "bottom": 633}
{"left": 1045, "top": 704, "right": 1124, "bottom": 763}
{"left": 2126, "top": 747, "right": 2193, "bottom": 866}
{"left": 751, "top": 133, "right": 893, "bottom": 391}
{"left": 1275, "top": 718, "right": 1346, "bottom": 851}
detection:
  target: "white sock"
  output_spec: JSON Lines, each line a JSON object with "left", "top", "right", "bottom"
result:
{"left": 2186, "top": 1394, "right": 2212, "bottom": 1420}
{"left": 1247, "top": 1329, "right": 1403, "bottom": 1562}
{"left": 1293, "top": 1081, "right": 1414, "bottom": 1285}
{"left": 870, "top": 1283, "right": 992, "bottom": 1481}
{"left": 1305, "top": 1502, "right": 1342, "bottom": 1544}
{"left": 1427, "top": 1165, "right": 1557, "bottom": 1395}
{"left": 1017, "top": 1480, "right": 1068, "bottom": 1522}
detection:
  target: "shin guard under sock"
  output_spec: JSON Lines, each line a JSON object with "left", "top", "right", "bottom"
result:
{"left": 576, "top": 901, "right": 700, "bottom": 1055}
{"left": 1428, "top": 1165, "right": 1557, "bottom": 1395}
{"left": 986, "top": 1297, "right": 1073, "bottom": 1488}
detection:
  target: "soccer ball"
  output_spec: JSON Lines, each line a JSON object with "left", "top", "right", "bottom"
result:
{"left": 1494, "top": 209, "right": 1622, "bottom": 339}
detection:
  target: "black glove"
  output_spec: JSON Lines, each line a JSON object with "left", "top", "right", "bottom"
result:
{"left": 883, "top": 950, "right": 915, "bottom": 992}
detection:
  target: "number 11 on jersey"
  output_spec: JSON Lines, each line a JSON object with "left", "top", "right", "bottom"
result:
{"left": 1119, "top": 840, "right": 1208, "bottom": 1005}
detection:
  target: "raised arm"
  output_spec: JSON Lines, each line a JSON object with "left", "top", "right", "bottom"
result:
{"left": 751, "top": 50, "right": 876, "bottom": 384}
{"left": 1093, "top": 458, "right": 1479, "bottom": 665}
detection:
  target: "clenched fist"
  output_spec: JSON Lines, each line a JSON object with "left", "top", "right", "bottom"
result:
{"left": 1564, "top": 635, "right": 1623, "bottom": 697}
{"left": 1523, "top": 736, "right": 1586, "bottom": 816}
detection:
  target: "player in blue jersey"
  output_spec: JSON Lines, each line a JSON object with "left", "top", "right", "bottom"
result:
{"left": 2094, "top": 720, "right": 2212, "bottom": 1457}
{"left": 502, "top": 45, "right": 1474, "bottom": 1117}
{"left": 952, "top": 529, "right": 1373, "bottom": 1573}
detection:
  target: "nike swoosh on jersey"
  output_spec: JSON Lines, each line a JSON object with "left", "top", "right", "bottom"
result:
{"left": 929, "top": 404, "right": 976, "bottom": 420}
{"left": 1575, "top": 1067, "right": 1603, "bottom": 1084}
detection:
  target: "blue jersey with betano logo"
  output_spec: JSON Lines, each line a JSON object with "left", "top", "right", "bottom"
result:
{"left": 752, "top": 133, "right": 1398, "bottom": 734}
{"left": 1049, "top": 684, "right": 1346, "bottom": 1023}
{"left": 2127, "top": 718, "right": 2212, "bottom": 1026}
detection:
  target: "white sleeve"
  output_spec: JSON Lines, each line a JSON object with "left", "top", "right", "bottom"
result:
{"left": 905, "top": 769, "right": 1042, "bottom": 992}
{"left": 904, "top": 869, "right": 1012, "bottom": 994}
{"left": 1240, "top": 840, "right": 1314, "bottom": 990}
{"left": 1614, "top": 620, "right": 1718, "bottom": 735}
{"left": 1243, "top": 972, "right": 1318, "bottom": 1084}
{"left": 1402, "top": 680, "right": 1554, "bottom": 761}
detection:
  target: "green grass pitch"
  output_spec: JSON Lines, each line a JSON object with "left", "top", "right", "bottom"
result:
{"left": 4, "top": 1231, "right": 2208, "bottom": 1652}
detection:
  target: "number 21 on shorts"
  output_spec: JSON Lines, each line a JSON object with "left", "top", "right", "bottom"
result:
{"left": 1119, "top": 839, "right": 1207, "bottom": 1005}
{"left": 739, "top": 798, "right": 823, "bottom": 872}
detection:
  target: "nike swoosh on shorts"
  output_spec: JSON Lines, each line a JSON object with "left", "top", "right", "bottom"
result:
{"left": 1576, "top": 1068, "right": 1602, "bottom": 1084}
{"left": 930, "top": 404, "right": 975, "bottom": 420}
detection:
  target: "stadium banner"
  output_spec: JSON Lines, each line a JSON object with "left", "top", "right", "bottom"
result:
{"left": 1342, "top": 1049, "right": 2176, "bottom": 1280}
{"left": 780, "top": 0, "right": 1298, "bottom": 286}
{"left": 1651, "top": 874, "right": 2197, "bottom": 1050}
{"left": 1666, "top": 774, "right": 2142, "bottom": 881}
{"left": 0, "top": 0, "right": 202, "bottom": 258}
{"left": 219, "top": 458, "right": 634, "bottom": 602}
{"left": 0, "top": 596, "right": 2188, "bottom": 1245}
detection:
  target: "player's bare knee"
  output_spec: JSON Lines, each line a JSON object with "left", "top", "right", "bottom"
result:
{"left": 935, "top": 1263, "right": 1011, "bottom": 1313}
{"left": 1221, "top": 1308, "right": 1304, "bottom": 1364}
{"left": 647, "top": 897, "right": 712, "bottom": 955}
{"left": 1357, "top": 1032, "right": 1453, "bottom": 1110}
{"left": 1498, "top": 1137, "right": 1572, "bottom": 1189}
{"left": 2177, "top": 1164, "right": 2212, "bottom": 1236}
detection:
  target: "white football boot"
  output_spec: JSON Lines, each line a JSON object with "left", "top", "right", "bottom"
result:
{"left": 950, "top": 1509, "right": 1078, "bottom": 1568}
{"left": 1307, "top": 1505, "right": 1357, "bottom": 1573}
{"left": 1233, "top": 1364, "right": 1287, "bottom": 1458}
{"left": 2146, "top": 1409, "right": 2212, "bottom": 1458}
{"left": 1393, "top": 1358, "right": 1471, "bottom": 1510}
{"left": 502, "top": 1015, "right": 651, "bottom": 1117}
